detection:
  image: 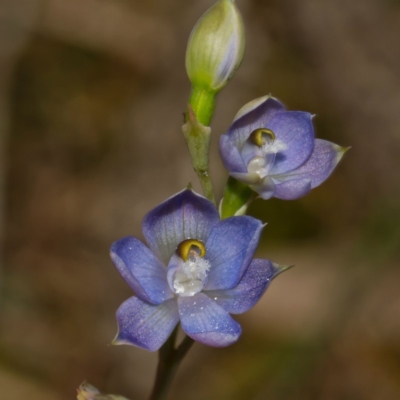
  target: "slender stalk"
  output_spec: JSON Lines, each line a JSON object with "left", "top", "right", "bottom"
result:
{"left": 185, "top": 86, "right": 217, "bottom": 203}
{"left": 220, "top": 176, "right": 256, "bottom": 218}
{"left": 188, "top": 86, "right": 216, "bottom": 127}
{"left": 195, "top": 168, "right": 215, "bottom": 205}
{"left": 149, "top": 328, "right": 194, "bottom": 400}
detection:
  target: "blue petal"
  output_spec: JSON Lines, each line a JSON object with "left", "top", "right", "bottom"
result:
{"left": 272, "top": 178, "right": 312, "bottom": 200}
{"left": 142, "top": 189, "right": 220, "bottom": 264}
{"left": 114, "top": 297, "right": 179, "bottom": 352}
{"left": 233, "top": 95, "right": 284, "bottom": 123}
{"left": 219, "top": 134, "right": 247, "bottom": 173}
{"left": 267, "top": 111, "right": 315, "bottom": 175}
{"left": 205, "top": 259, "right": 280, "bottom": 314}
{"left": 275, "top": 139, "right": 347, "bottom": 189}
{"left": 227, "top": 96, "right": 286, "bottom": 148}
{"left": 178, "top": 293, "right": 241, "bottom": 347}
{"left": 110, "top": 236, "right": 173, "bottom": 305}
{"left": 204, "top": 216, "right": 263, "bottom": 290}
{"left": 251, "top": 176, "right": 275, "bottom": 200}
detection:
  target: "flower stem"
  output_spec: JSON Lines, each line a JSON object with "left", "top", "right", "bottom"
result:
{"left": 148, "top": 327, "right": 194, "bottom": 400}
{"left": 189, "top": 86, "right": 216, "bottom": 127}
{"left": 220, "top": 176, "right": 256, "bottom": 218}
{"left": 185, "top": 86, "right": 217, "bottom": 204}
{"left": 196, "top": 168, "right": 216, "bottom": 205}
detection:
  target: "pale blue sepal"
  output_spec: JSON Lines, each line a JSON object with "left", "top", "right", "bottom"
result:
{"left": 219, "top": 134, "right": 247, "bottom": 173}
{"left": 204, "top": 216, "right": 263, "bottom": 290}
{"left": 228, "top": 96, "right": 286, "bottom": 148}
{"left": 267, "top": 111, "right": 315, "bottom": 175}
{"left": 178, "top": 293, "right": 241, "bottom": 347}
{"left": 205, "top": 259, "right": 288, "bottom": 314}
{"left": 110, "top": 236, "right": 173, "bottom": 305}
{"left": 113, "top": 297, "right": 179, "bottom": 352}
{"left": 274, "top": 139, "right": 348, "bottom": 189}
{"left": 271, "top": 177, "right": 312, "bottom": 200}
{"left": 142, "top": 189, "right": 219, "bottom": 264}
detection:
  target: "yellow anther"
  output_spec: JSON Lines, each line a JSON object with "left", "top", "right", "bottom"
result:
{"left": 249, "top": 128, "right": 275, "bottom": 147}
{"left": 177, "top": 239, "right": 206, "bottom": 261}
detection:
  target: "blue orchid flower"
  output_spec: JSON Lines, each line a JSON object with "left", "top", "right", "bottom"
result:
{"left": 219, "top": 96, "right": 347, "bottom": 200}
{"left": 110, "top": 189, "right": 283, "bottom": 351}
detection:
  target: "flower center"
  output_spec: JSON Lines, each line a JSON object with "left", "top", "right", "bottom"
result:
{"left": 173, "top": 239, "right": 210, "bottom": 297}
{"left": 177, "top": 239, "right": 206, "bottom": 261}
{"left": 249, "top": 128, "right": 286, "bottom": 155}
{"left": 246, "top": 128, "right": 287, "bottom": 179}
{"left": 249, "top": 128, "right": 276, "bottom": 147}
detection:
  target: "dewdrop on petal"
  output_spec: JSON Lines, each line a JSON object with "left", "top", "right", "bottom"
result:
{"left": 186, "top": 0, "right": 245, "bottom": 93}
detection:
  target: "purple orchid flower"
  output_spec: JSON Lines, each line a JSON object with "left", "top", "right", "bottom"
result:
{"left": 219, "top": 96, "right": 347, "bottom": 200}
{"left": 110, "top": 189, "right": 283, "bottom": 351}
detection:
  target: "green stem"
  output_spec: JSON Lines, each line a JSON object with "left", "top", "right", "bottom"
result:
{"left": 197, "top": 169, "right": 216, "bottom": 205}
{"left": 220, "top": 176, "right": 256, "bottom": 218}
{"left": 188, "top": 86, "right": 216, "bottom": 126}
{"left": 148, "top": 328, "right": 194, "bottom": 400}
{"left": 185, "top": 86, "right": 217, "bottom": 203}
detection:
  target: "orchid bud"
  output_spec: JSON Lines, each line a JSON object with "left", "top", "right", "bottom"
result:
{"left": 186, "top": 0, "right": 245, "bottom": 93}
{"left": 77, "top": 382, "right": 100, "bottom": 400}
{"left": 77, "top": 382, "right": 130, "bottom": 400}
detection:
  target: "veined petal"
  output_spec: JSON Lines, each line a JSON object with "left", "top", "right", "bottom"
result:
{"left": 205, "top": 259, "right": 281, "bottom": 314}
{"left": 114, "top": 297, "right": 179, "bottom": 352}
{"left": 227, "top": 96, "right": 286, "bottom": 148}
{"left": 142, "top": 189, "right": 220, "bottom": 264}
{"left": 274, "top": 139, "right": 347, "bottom": 189}
{"left": 268, "top": 111, "right": 315, "bottom": 175}
{"left": 271, "top": 177, "right": 312, "bottom": 200}
{"left": 219, "top": 134, "right": 247, "bottom": 173}
{"left": 204, "top": 216, "right": 263, "bottom": 290}
{"left": 178, "top": 293, "right": 241, "bottom": 347}
{"left": 110, "top": 236, "right": 173, "bottom": 305}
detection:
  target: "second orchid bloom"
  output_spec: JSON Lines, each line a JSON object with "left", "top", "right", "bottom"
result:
{"left": 219, "top": 96, "right": 347, "bottom": 200}
{"left": 110, "top": 190, "right": 284, "bottom": 351}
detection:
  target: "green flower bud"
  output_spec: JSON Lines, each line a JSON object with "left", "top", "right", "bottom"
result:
{"left": 186, "top": 0, "right": 245, "bottom": 93}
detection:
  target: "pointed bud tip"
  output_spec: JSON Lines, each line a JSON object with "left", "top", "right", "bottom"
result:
{"left": 336, "top": 145, "right": 350, "bottom": 162}
{"left": 111, "top": 333, "right": 124, "bottom": 346}
{"left": 341, "top": 146, "right": 351, "bottom": 153}
{"left": 273, "top": 263, "right": 294, "bottom": 277}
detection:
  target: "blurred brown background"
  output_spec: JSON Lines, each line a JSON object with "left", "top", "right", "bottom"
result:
{"left": 1, "top": 0, "right": 400, "bottom": 399}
